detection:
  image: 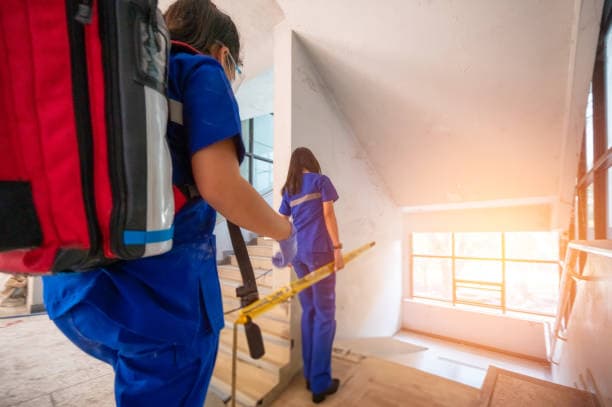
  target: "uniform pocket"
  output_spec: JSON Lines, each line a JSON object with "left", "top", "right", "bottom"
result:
{"left": 198, "top": 271, "right": 224, "bottom": 334}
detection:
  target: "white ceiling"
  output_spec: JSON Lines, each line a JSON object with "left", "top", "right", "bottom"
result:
{"left": 159, "top": 0, "right": 602, "bottom": 214}
{"left": 276, "top": 0, "right": 601, "bottom": 208}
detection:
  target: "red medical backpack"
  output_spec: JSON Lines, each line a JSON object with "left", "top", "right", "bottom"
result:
{"left": 0, "top": 0, "right": 181, "bottom": 274}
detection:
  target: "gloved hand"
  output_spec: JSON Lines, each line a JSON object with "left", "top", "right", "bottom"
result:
{"left": 272, "top": 224, "right": 297, "bottom": 268}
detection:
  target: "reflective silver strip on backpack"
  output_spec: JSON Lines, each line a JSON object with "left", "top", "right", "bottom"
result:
{"left": 144, "top": 86, "right": 174, "bottom": 257}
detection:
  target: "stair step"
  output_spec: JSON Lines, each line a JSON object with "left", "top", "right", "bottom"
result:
{"left": 220, "top": 279, "right": 273, "bottom": 300}
{"left": 247, "top": 245, "right": 273, "bottom": 257}
{"left": 218, "top": 265, "right": 273, "bottom": 288}
{"left": 211, "top": 351, "right": 278, "bottom": 407}
{"left": 230, "top": 254, "right": 271, "bottom": 270}
{"left": 256, "top": 237, "right": 273, "bottom": 247}
{"left": 226, "top": 320, "right": 291, "bottom": 347}
{"left": 218, "top": 328, "right": 290, "bottom": 374}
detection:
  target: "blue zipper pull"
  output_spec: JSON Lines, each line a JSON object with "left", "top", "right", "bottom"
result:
{"left": 75, "top": 0, "right": 93, "bottom": 24}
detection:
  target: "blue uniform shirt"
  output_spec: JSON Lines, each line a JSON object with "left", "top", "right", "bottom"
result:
{"left": 43, "top": 50, "right": 244, "bottom": 345}
{"left": 279, "top": 173, "right": 339, "bottom": 260}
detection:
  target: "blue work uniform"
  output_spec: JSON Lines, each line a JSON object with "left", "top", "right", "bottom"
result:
{"left": 42, "top": 49, "right": 244, "bottom": 407}
{"left": 279, "top": 173, "right": 339, "bottom": 395}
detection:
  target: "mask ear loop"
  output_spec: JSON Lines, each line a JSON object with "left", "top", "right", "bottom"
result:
{"left": 224, "top": 48, "right": 244, "bottom": 94}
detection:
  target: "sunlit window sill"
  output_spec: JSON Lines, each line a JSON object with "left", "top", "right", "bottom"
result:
{"left": 403, "top": 297, "right": 555, "bottom": 324}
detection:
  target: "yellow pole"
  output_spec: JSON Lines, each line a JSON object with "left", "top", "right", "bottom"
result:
{"left": 228, "top": 241, "right": 375, "bottom": 405}
{"left": 231, "top": 322, "right": 238, "bottom": 407}
{"left": 234, "top": 241, "right": 375, "bottom": 325}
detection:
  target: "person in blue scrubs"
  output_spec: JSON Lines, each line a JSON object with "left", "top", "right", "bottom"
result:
{"left": 279, "top": 147, "right": 344, "bottom": 404}
{"left": 42, "top": 1, "right": 295, "bottom": 406}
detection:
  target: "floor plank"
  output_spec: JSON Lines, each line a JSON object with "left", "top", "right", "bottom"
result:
{"left": 271, "top": 354, "right": 479, "bottom": 407}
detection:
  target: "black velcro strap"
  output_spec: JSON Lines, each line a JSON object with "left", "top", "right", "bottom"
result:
{"left": 0, "top": 181, "right": 42, "bottom": 251}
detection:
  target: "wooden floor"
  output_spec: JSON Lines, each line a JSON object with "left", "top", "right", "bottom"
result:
{"left": 270, "top": 353, "right": 479, "bottom": 407}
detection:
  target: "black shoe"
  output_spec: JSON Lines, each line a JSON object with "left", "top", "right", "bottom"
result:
{"left": 312, "top": 379, "right": 340, "bottom": 404}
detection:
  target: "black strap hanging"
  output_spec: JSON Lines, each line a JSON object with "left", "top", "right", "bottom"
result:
{"left": 227, "top": 221, "right": 265, "bottom": 359}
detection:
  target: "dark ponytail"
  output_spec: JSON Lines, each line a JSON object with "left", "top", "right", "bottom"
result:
{"left": 164, "top": 0, "right": 241, "bottom": 64}
{"left": 282, "top": 148, "right": 322, "bottom": 196}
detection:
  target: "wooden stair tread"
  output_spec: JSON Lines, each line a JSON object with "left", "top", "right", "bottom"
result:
{"left": 247, "top": 245, "right": 273, "bottom": 257}
{"left": 229, "top": 255, "right": 272, "bottom": 269}
{"left": 226, "top": 320, "right": 291, "bottom": 346}
{"left": 211, "top": 351, "right": 278, "bottom": 406}
{"left": 218, "top": 264, "right": 272, "bottom": 281}
{"left": 256, "top": 237, "right": 273, "bottom": 247}
{"left": 248, "top": 316, "right": 290, "bottom": 340}
{"left": 219, "top": 267, "right": 272, "bottom": 288}
{"left": 219, "top": 328, "right": 290, "bottom": 368}
{"left": 220, "top": 280, "right": 273, "bottom": 299}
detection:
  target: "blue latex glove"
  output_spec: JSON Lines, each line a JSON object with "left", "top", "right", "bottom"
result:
{"left": 272, "top": 225, "right": 297, "bottom": 268}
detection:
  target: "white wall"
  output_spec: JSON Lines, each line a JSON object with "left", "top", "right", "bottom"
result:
{"left": 403, "top": 300, "right": 548, "bottom": 360}
{"left": 552, "top": 251, "right": 612, "bottom": 405}
{"left": 235, "top": 69, "right": 274, "bottom": 121}
{"left": 274, "top": 23, "right": 403, "bottom": 338}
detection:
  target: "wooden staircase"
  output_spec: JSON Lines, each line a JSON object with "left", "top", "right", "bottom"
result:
{"left": 207, "top": 236, "right": 298, "bottom": 407}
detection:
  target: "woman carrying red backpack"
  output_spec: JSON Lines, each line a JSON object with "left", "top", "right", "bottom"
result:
{"left": 43, "top": 1, "right": 296, "bottom": 405}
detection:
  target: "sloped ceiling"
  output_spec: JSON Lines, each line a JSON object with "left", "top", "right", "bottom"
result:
{"left": 159, "top": 0, "right": 602, "bottom": 222}
{"left": 275, "top": 0, "right": 602, "bottom": 211}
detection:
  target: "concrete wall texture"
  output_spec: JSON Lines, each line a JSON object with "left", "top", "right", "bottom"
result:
{"left": 273, "top": 23, "right": 404, "bottom": 338}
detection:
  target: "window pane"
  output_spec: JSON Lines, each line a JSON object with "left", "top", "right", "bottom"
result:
{"left": 412, "top": 258, "right": 452, "bottom": 301}
{"left": 456, "top": 260, "right": 502, "bottom": 283}
{"left": 240, "top": 156, "right": 250, "bottom": 182}
{"left": 505, "top": 232, "right": 559, "bottom": 261}
{"left": 241, "top": 120, "right": 251, "bottom": 152}
{"left": 412, "top": 233, "right": 451, "bottom": 256}
{"left": 253, "top": 159, "right": 273, "bottom": 193}
{"left": 586, "top": 84, "right": 594, "bottom": 170}
{"left": 506, "top": 262, "right": 559, "bottom": 315}
{"left": 456, "top": 285, "right": 501, "bottom": 307}
{"left": 253, "top": 114, "right": 273, "bottom": 160}
{"left": 587, "top": 183, "right": 595, "bottom": 240}
{"left": 455, "top": 233, "right": 501, "bottom": 258}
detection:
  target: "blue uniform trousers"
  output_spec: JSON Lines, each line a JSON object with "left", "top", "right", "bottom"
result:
{"left": 52, "top": 301, "right": 219, "bottom": 407}
{"left": 292, "top": 252, "right": 336, "bottom": 395}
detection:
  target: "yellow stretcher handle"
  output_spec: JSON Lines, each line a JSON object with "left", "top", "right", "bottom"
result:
{"left": 234, "top": 241, "right": 376, "bottom": 325}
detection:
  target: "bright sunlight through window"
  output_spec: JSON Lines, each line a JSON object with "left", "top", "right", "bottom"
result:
{"left": 411, "top": 232, "right": 560, "bottom": 317}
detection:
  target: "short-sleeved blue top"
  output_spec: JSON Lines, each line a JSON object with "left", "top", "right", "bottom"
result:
{"left": 42, "top": 50, "right": 244, "bottom": 344}
{"left": 279, "top": 173, "right": 339, "bottom": 260}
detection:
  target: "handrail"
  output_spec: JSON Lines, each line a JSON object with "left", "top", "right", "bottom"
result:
{"left": 550, "top": 240, "right": 612, "bottom": 363}
{"left": 567, "top": 240, "right": 612, "bottom": 259}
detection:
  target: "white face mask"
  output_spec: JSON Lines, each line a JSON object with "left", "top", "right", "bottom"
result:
{"left": 226, "top": 50, "right": 244, "bottom": 94}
